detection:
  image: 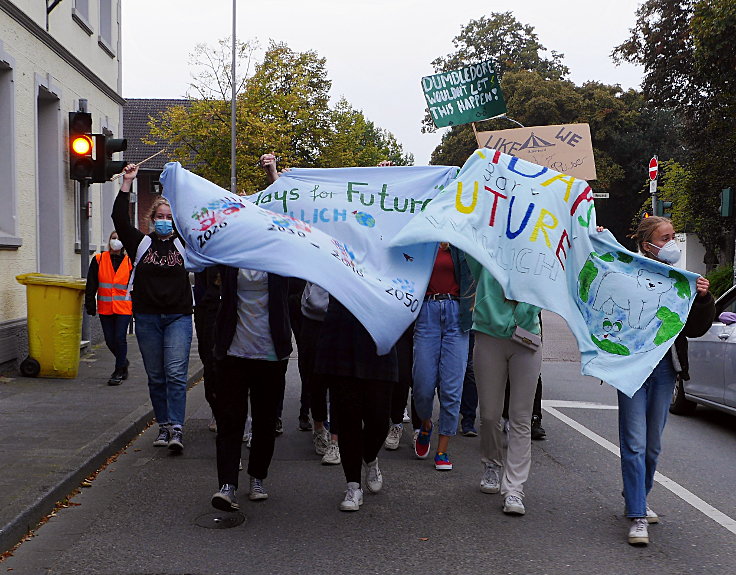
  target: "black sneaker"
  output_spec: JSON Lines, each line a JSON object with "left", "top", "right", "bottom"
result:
{"left": 120, "top": 359, "right": 129, "bottom": 380}
{"left": 168, "top": 428, "right": 184, "bottom": 451}
{"left": 107, "top": 370, "right": 123, "bottom": 386}
{"left": 153, "top": 426, "right": 170, "bottom": 447}
{"left": 274, "top": 418, "right": 284, "bottom": 437}
{"left": 211, "top": 484, "right": 239, "bottom": 511}
{"left": 531, "top": 415, "right": 546, "bottom": 440}
{"left": 298, "top": 415, "right": 313, "bottom": 431}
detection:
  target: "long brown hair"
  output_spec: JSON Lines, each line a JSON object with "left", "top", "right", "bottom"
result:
{"left": 635, "top": 216, "right": 672, "bottom": 256}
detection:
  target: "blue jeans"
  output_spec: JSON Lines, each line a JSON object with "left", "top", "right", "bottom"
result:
{"left": 99, "top": 314, "right": 131, "bottom": 370}
{"left": 134, "top": 313, "right": 193, "bottom": 427}
{"left": 617, "top": 354, "right": 676, "bottom": 518}
{"left": 460, "top": 331, "right": 478, "bottom": 430}
{"left": 412, "top": 299, "right": 469, "bottom": 437}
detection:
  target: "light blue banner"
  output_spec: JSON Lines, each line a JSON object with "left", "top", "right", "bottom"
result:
{"left": 160, "top": 162, "right": 458, "bottom": 355}
{"left": 390, "top": 149, "right": 699, "bottom": 396}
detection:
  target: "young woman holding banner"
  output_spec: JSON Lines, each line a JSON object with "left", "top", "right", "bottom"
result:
{"left": 619, "top": 217, "right": 713, "bottom": 545}
{"left": 112, "top": 164, "right": 193, "bottom": 452}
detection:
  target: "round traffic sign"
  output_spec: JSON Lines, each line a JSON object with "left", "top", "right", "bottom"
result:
{"left": 649, "top": 157, "right": 658, "bottom": 180}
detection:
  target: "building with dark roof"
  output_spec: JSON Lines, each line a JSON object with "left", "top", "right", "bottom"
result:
{"left": 122, "top": 98, "right": 192, "bottom": 231}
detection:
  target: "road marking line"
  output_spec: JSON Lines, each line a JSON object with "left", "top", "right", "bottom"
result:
{"left": 544, "top": 406, "right": 736, "bottom": 536}
{"left": 543, "top": 400, "right": 617, "bottom": 410}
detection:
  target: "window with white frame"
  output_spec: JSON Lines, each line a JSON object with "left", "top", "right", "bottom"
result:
{"left": 73, "top": 0, "right": 93, "bottom": 35}
{"left": 99, "top": 0, "right": 114, "bottom": 55}
{"left": 0, "top": 44, "right": 20, "bottom": 247}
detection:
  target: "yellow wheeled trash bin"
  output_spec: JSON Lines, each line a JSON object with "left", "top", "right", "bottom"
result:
{"left": 15, "top": 273, "right": 87, "bottom": 378}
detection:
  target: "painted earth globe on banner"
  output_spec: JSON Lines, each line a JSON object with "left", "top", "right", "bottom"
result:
{"left": 353, "top": 211, "right": 376, "bottom": 228}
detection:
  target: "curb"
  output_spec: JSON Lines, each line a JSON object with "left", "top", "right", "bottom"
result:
{"left": 0, "top": 363, "right": 204, "bottom": 555}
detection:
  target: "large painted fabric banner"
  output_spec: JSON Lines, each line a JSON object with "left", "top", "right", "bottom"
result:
{"left": 159, "top": 162, "right": 458, "bottom": 355}
{"left": 390, "top": 149, "right": 699, "bottom": 396}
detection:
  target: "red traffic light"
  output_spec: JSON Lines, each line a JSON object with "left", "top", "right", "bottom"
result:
{"left": 71, "top": 135, "right": 93, "bottom": 156}
{"left": 69, "top": 111, "right": 93, "bottom": 181}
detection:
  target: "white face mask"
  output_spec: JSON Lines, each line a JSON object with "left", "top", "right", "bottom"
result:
{"left": 647, "top": 240, "right": 680, "bottom": 264}
{"left": 109, "top": 239, "right": 123, "bottom": 251}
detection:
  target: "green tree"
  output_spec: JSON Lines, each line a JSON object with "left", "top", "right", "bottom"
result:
{"left": 148, "top": 40, "right": 412, "bottom": 194}
{"left": 320, "top": 98, "right": 413, "bottom": 168}
{"left": 431, "top": 12, "right": 569, "bottom": 82}
{"left": 423, "top": 12, "right": 569, "bottom": 134}
{"left": 614, "top": 0, "right": 736, "bottom": 267}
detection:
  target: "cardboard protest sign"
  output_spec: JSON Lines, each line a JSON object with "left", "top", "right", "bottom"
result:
{"left": 476, "top": 124, "right": 597, "bottom": 180}
{"left": 422, "top": 60, "right": 506, "bottom": 128}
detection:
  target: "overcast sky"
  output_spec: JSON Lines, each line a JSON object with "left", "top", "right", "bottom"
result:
{"left": 121, "top": 0, "right": 644, "bottom": 165}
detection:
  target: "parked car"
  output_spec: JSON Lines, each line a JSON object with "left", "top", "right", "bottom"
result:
{"left": 670, "top": 284, "right": 736, "bottom": 416}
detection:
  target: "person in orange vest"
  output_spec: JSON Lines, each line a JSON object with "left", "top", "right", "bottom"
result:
{"left": 85, "top": 230, "right": 133, "bottom": 386}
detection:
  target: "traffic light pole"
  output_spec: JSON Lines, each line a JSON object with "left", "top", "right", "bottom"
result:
{"left": 78, "top": 99, "right": 90, "bottom": 346}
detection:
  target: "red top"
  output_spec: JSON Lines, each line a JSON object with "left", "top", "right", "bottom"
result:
{"left": 426, "top": 247, "right": 459, "bottom": 296}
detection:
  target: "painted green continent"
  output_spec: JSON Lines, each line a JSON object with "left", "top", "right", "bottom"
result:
{"left": 654, "top": 307, "right": 685, "bottom": 345}
{"left": 669, "top": 270, "right": 691, "bottom": 299}
{"left": 591, "top": 334, "right": 631, "bottom": 356}
{"left": 579, "top": 259, "right": 599, "bottom": 301}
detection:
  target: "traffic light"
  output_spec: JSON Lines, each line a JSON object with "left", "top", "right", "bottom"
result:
{"left": 720, "top": 188, "right": 733, "bottom": 217}
{"left": 655, "top": 199, "right": 673, "bottom": 218}
{"left": 68, "top": 112, "right": 93, "bottom": 180}
{"left": 92, "top": 134, "right": 127, "bottom": 183}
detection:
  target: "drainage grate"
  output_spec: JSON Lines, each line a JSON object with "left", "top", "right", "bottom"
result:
{"left": 195, "top": 511, "right": 246, "bottom": 529}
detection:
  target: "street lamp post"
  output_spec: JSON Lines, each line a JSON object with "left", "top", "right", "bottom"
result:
{"left": 230, "top": 0, "right": 237, "bottom": 193}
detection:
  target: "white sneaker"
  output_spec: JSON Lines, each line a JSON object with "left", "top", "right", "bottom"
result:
{"left": 480, "top": 462, "right": 501, "bottom": 494}
{"left": 628, "top": 518, "right": 649, "bottom": 545}
{"left": 624, "top": 504, "right": 660, "bottom": 524}
{"left": 321, "top": 440, "right": 341, "bottom": 465}
{"left": 402, "top": 408, "right": 411, "bottom": 423}
{"left": 364, "top": 459, "right": 383, "bottom": 493}
{"left": 340, "top": 482, "right": 364, "bottom": 511}
{"left": 503, "top": 495, "right": 525, "bottom": 515}
{"left": 384, "top": 423, "right": 403, "bottom": 450}
{"left": 646, "top": 504, "right": 659, "bottom": 524}
{"left": 313, "top": 428, "right": 330, "bottom": 455}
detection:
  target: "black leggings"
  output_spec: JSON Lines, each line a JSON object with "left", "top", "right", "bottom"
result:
{"left": 212, "top": 356, "right": 287, "bottom": 487}
{"left": 299, "top": 317, "right": 337, "bottom": 432}
{"left": 328, "top": 375, "right": 393, "bottom": 485}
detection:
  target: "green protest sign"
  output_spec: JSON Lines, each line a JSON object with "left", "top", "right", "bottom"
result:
{"left": 421, "top": 60, "right": 506, "bottom": 128}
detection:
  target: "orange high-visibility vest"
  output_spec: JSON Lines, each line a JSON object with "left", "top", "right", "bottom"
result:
{"left": 96, "top": 251, "right": 133, "bottom": 315}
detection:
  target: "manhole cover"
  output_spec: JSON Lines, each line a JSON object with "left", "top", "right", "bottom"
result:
{"left": 195, "top": 511, "right": 246, "bottom": 529}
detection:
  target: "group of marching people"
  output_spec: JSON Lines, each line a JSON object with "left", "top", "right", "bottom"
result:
{"left": 86, "top": 160, "right": 714, "bottom": 547}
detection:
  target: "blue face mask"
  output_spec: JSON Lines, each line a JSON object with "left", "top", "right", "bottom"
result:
{"left": 154, "top": 219, "right": 173, "bottom": 236}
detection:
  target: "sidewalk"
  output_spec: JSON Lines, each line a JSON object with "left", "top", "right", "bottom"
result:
{"left": 0, "top": 333, "right": 203, "bottom": 553}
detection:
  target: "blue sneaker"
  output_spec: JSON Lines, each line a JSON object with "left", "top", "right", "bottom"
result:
{"left": 434, "top": 451, "right": 453, "bottom": 470}
{"left": 414, "top": 423, "right": 432, "bottom": 459}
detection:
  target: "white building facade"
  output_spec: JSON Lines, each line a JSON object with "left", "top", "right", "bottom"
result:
{"left": 0, "top": 0, "right": 124, "bottom": 365}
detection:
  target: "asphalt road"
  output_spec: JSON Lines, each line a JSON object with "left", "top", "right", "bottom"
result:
{"left": 4, "top": 311, "right": 735, "bottom": 574}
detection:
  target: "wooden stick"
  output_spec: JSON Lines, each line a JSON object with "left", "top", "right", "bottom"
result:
{"left": 110, "top": 148, "right": 167, "bottom": 181}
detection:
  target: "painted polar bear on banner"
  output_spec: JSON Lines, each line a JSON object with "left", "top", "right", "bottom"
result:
{"left": 592, "top": 268, "right": 675, "bottom": 329}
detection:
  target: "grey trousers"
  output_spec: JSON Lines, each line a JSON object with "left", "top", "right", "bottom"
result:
{"left": 473, "top": 331, "right": 542, "bottom": 499}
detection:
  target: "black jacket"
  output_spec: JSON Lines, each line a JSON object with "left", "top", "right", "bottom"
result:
{"left": 212, "top": 266, "right": 292, "bottom": 361}
{"left": 674, "top": 291, "right": 715, "bottom": 380}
